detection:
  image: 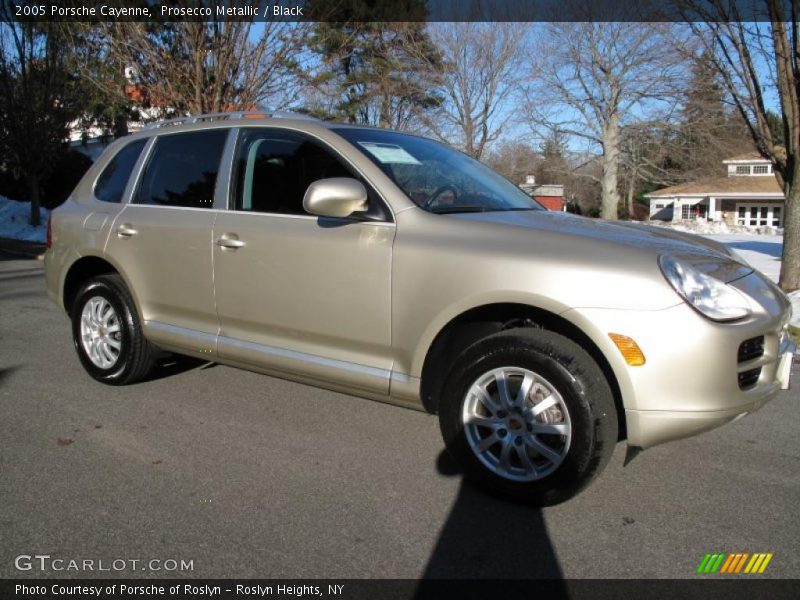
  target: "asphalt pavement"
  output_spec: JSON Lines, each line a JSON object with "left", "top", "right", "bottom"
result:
{"left": 0, "top": 253, "right": 798, "bottom": 580}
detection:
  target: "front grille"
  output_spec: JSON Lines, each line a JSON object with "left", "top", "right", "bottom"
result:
{"left": 738, "top": 368, "right": 761, "bottom": 390}
{"left": 738, "top": 336, "right": 765, "bottom": 363}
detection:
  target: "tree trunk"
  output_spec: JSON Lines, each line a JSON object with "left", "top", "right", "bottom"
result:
{"left": 28, "top": 176, "right": 41, "bottom": 228}
{"left": 779, "top": 167, "right": 800, "bottom": 292}
{"left": 625, "top": 171, "right": 637, "bottom": 219}
{"left": 600, "top": 116, "right": 621, "bottom": 220}
{"left": 113, "top": 113, "right": 128, "bottom": 138}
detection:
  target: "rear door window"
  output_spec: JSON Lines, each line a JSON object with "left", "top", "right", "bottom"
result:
{"left": 94, "top": 139, "right": 147, "bottom": 203}
{"left": 134, "top": 130, "right": 228, "bottom": 209}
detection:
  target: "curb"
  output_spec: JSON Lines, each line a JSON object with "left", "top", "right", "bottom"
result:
{"left": 0, "top": 237, "right": 46, "bottom": 259}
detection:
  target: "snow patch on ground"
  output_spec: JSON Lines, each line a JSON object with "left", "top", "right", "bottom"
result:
{"left": 701, "top": 232, "right": 798, "bottom": 337}
{"left": 788, "top": 291, "right": 800, "bottom": 330}
{"left": 650, "top": 219, "right": 783, "bottom": 237}
{"left": 0, "top": 196, "right": 49, "bottom": 243}
{"left": 700, "top": 233, "right": 783, "bottom": 283}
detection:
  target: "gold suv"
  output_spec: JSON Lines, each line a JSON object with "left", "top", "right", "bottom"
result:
{"left": 45, "top": 112, "right": 795, "bottom": 504}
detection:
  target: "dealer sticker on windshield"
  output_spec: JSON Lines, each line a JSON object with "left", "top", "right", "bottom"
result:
{"left": 358, "top": 142, "right": 421, "bottom": 165}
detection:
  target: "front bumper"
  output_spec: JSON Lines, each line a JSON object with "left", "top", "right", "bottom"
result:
{"left": 563, "top": 271, "right": 794, "bottom": 449}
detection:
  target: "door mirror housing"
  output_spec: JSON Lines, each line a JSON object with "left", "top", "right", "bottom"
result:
{"left": 303, "top": 178, "right": 369, "bottom": 218}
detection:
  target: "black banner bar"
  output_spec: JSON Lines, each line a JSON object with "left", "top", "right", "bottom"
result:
{"left": 2, "top": 579, "right": 800, "bottom": 600}
{"left": 0, "top": 0, "right": 786, "bottom": 23}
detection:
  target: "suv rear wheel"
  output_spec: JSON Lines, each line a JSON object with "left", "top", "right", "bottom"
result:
{"left": 439, "top": 328, "right": 617, "bottom": 505}
{"left": 71, "top": 274, "right": 155, "bottom": 385}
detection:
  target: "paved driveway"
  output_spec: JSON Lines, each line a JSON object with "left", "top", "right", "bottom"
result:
{"left": 0, "top": 254, "right": 797, "bottom": 580}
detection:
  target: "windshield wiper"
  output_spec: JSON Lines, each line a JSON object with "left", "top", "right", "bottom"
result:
{"left": 428, "top": 205, "right": 491, "bottom": 214}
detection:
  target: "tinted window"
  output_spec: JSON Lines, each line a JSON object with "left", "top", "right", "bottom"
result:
{"left": 135, "top": 130, "right": 228, "bottom": 208}
{"left": 232, "top": 129, "right": 388, "bottom": 220}
{"left": 94, "top": 139, "right": 146, "bottom": 203}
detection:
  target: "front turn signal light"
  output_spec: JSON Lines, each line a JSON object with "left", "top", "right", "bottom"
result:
{"left": 609, "top": 333, "right": 646, "bottom": 366}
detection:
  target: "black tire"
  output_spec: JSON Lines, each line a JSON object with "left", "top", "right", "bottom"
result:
{"left": 439, "top": 328, "right": 617, "bottom": 505}
{"left": 71, "top": 274, "right": 155, "bottom": 385}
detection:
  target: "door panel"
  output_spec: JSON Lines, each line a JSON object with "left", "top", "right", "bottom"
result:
{"left": 213, "top": 214, "right": 394, "bottom": 393}
{"left": 106, "top": 205, "right": 218, "bottom": 338}
{"left": 103, "top": 129, "right": 229, "bottom": 348}
{"left": 212, "top": 127, "right": 394, "bottom": 392}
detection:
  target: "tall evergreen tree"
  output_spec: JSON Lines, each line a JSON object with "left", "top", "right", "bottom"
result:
{"left": 304, "top": 17, "right": 443, "bottom": 129}
{"left": 677, "top": 50, "right": 751, "bottom": 179}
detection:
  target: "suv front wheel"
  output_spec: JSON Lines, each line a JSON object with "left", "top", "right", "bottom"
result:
{"left": 439, "top": 328, "right": 618, "bottom": 505}
{"left": 71, "top": 274, "right": 155, "bottom": 385}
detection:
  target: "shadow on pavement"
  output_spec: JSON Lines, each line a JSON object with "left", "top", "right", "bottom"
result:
{"left": 727, "top": 240, "right": 783, "bottom": 258}
{"left": 145, "top": 354, "right": 216, "bottom": 382}
{"left": 0, "top": 366, "right": 19, "bottom": 388}
{"left": 414, "top": 450, "right": 567, "bottom": 596}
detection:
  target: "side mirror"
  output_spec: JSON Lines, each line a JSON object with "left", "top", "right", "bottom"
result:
{"left": 303, "top": 178, "right": 368, "bottom": 218}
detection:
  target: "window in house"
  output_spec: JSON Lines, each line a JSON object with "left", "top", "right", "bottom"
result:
{"left": 736, "top": 203, "right": 783, "bottom": 227}
{"left": 752, "top": 164, "right": 769, "bottom": 174}
{"left": 681, "top": 204, "right": 706, "bottom": 220}
{"left": 655, "top": 203, "right": 665, "bottom": 209}
{"left": 736, "top": 165, "right": 751, "bottom": 175}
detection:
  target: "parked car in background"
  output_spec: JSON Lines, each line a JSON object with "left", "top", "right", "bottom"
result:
{"left": 44, "top": 112, "right": 795, "bottom": 504}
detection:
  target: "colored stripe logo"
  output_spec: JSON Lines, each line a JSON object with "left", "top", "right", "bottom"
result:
{"left": 697, "top": 552, "right": 773, "bottom": 574}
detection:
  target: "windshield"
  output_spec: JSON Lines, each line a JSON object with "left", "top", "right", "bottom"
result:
{"left": 334, "top": 128, "right": 543, "bottom": 214}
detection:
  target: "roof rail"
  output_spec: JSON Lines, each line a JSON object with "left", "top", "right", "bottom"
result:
{"left": 143, "top": 110, "right": 319, "bottom": 130}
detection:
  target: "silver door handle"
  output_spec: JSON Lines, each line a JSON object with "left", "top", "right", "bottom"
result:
{"left": 216, "top": 235, "right": 245, "bottom": 249}
{"left": 117, "top": 224, "right": 138, "bottom": 237}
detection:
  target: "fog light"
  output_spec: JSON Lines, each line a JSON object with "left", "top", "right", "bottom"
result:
{"left": 609, "top": 333, "right": 646, "bottom": 366}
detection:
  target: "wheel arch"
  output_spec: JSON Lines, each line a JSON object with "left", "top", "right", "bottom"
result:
{"left": 418, "top": 302, "right": 627, "bottom": 440}
{"left": 62, "top": 255, "right": 135, "bottom": 316}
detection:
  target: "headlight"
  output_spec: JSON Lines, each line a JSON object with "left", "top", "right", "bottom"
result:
{"left": 659, "top": 255, "right": 751, "bottom": 321}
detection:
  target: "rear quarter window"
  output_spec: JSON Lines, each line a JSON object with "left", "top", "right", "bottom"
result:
{"left": 93, "top": 139, "right": 147, "bottom": 203}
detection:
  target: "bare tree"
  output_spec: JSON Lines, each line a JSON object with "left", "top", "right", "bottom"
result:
{"left": 420, "top": 22, "right": 526, "bottom": 159}
{"left": 682, "top": 0, "right": 799, "bottom": 291}
{"left": 527, "top": 21, "right": 686, "bottom": 220}
{"left": 618, "top": 122, "right": 684, "bottom": 216}
{"left": 485, "top": 140, "right": 542, "bottom": 183}
{"left": 75, "top": 20, "right": 304, "bottom": 118}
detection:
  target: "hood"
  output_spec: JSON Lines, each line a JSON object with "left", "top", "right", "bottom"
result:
{"left": 450, "top": 210, "right": 728, "bottom": 255}
{"left": 448, "top": 210, "right": 751, "bottom": 282}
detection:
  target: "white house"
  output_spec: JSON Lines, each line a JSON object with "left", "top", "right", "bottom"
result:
{"left": 645, "top": 153, "right": 785, "bottom": 228}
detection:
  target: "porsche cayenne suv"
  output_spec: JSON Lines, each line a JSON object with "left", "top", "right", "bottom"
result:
{"left": 45, "top": 112, "right": 795, "bottom": 504}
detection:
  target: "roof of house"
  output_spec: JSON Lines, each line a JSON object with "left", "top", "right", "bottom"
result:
{"left": 722, "top": 151, "right": 768, "bottom": 162}
{"left": 645, "top": 175, "right": 782, "bottom": 198}
{"left": 520, "top": 183, "right": 564, "bottom": 197}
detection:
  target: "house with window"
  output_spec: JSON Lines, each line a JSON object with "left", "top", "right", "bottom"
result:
{"left": 645, "top": 153, "right": 785, "bottom": 228}
{"left": 519, "top": 175, "right": 565, "bottom": 211}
